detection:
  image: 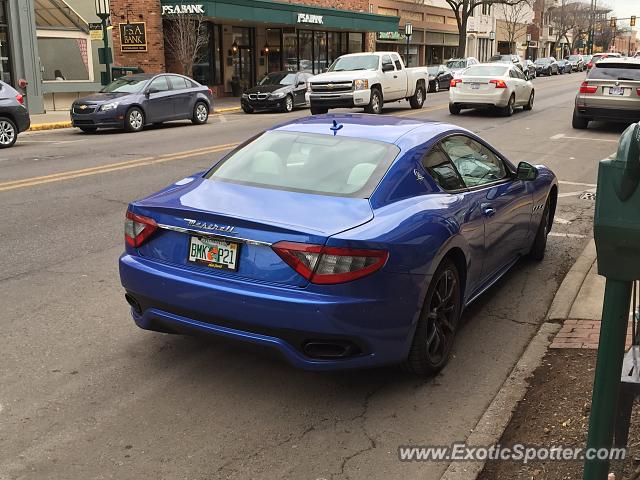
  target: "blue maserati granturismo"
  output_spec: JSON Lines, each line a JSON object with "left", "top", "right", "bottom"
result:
{"left": 119, "top": 114, "right": 557, "bottom": 375}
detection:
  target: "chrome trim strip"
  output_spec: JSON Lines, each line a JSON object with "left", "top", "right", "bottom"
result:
{"left": 156, "top": 223, "right": 272, "bottom": 247}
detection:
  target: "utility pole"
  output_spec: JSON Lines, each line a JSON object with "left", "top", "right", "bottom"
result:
{"left": 588, "top": 0, "right": 596, "bottom": 54}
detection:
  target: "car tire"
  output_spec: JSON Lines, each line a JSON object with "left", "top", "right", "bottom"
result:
{"left": 364, "top": 88, "right": 383, "bottom": 114}
{"left": 0, "top": 117, "right": 17, "bottom": 148}
{"left": 524, "top": 90, "right": 534, "bottom": 111}
{"left": 282, "top": 94, "right": 294, "bottom": 113}
{"left": 572, "top": 108, "right": 590, "bottom": 129}
{"left": 79, "top": 126, "right": 98, "bottom": 134}
{"left": 192, "top": 101, "right": 209, "bottom": 125}
{"left": 528, "top": 197, "right": 551, "bottom": 261}
{"left": 403, "top": 258, "right": 461, "bottom": 376}
{"left": 124, "top": 107, "right": 144, "bottom": 133}
{"left": 310, "top": 106, "right": 328, "bottom": 115}
{"left": 501, "top": 94, "right": 515, "bottom": 117}
{"left": 242, "top": 105, "right": 254, "bottom": 114}
{"left": 409, "top": 84, "right": 425, "bottom": 109}
{"left": 449, "top": 103, "right": 461, "bottom": 115}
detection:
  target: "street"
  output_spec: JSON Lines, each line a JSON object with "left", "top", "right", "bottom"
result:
{"left": 0, "top": 72, "right": 623, "bottom": 480}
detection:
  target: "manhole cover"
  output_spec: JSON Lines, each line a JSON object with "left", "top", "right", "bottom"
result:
{"left": 580, "top": 192, "right": 596, "bottom": 200}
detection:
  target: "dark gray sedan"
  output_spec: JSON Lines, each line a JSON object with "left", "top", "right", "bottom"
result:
{"left": 71, "top": 74, "right": 213, "bottom": 133}
{"left": 0, "top": 81, "right": 30, "bottom": 148}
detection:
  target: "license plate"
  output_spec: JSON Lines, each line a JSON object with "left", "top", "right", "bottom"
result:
{"left": 470, "top": 83, "right": 480, "bottom": 89}
{"left": 188, "top": 236, "right": 239, "bottom": 271}
{"left": 609, "top": 86, "right": 624, "bottom": 96}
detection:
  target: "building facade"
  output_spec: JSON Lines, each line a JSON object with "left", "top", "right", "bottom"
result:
{"left": 109, "top": 0, "right": 399, "bottom": 96}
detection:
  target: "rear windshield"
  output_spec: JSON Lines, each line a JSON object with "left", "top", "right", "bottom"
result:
{"left": 464, "top": 65, "right": 509, "bottom": 76}
{"left": 588, "top": 63, "right": 640, "bottom": 81}
{"left": 446, "top": 59, "right": 466, "bottom": 69}
{"left": 205, "top": 131, "right": 400, "bottom": 198}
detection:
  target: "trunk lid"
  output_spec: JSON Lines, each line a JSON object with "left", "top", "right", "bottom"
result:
{"left": 131, "top": 178, "right": 374, "bottom": 287}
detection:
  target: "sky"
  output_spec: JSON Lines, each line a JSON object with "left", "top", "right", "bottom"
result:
{"left": 610, "top": 0, "right": 637, "bottom": 21}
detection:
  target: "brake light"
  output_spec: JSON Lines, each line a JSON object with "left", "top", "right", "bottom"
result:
{"left": 489, "top": 79, "right": 507, "bottom": 88}
{"left": 579, "top": 81, "right": 598, "bottom": 94}
{"left": 450, "top": 78, "right": 462, "bottom": 87}
{"left": 15, "top": 93, "right": 23, "bottom": 105}
{"left": 587, "top": 62, "right": 593, "bottom": 69}
{"left": 636, "top": 88, "right": 640, "bottom": 96}
{"left": 272, "top": 241, "right": 388, "bottom": 284}
{"left": 207, "top": 87, "right": 213, "bottom": 96}
{"left": 124, "top": 211, "right": 157, "bottom": 247}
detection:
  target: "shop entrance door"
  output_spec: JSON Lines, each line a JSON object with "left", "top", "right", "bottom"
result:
{"left": 237, "top": 47, "right": 253, "bottom": 87}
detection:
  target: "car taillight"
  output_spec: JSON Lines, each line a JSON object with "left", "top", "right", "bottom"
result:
{"left": 207, "top": 87, "right": 213, "bottom": 96}
{"left": 15, "top": 93, "right": 23, "bottom": 105}
{"left": 587, "top": 62, "right": 593, "bottom": 69}
{"left": 272, "top": 241, "right": 388, "bottom": 284}
{"left": 636, "top": 88, "right": 640, "bottom": 96}
{"left": 450, "top": 78, "right": 462, "bottom": 87}
{"left": 579, "top": 81, "right": 598, "bottom": 94}
{"left": 489, "top": 79, "right": 507, "bottom": 88}
{"left": 124, "top": 211, "right": 157, "bottom": 247}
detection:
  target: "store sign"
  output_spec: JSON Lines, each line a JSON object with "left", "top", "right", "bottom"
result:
{"left": 161, "top": 4, "right": 205, "bottom": 15}
{"left": 297, "top": 13, "right": 323, "bottom": 25}
{"left": 89, "top": 22, "right": 103, "bottom": 41}
{"left": 378, "top": 31, "right": 405, "bottom": 41}
{"left": 119, "top": 22, "right": 147, "bottom": 52}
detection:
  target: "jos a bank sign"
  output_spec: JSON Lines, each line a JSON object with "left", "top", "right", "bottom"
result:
{"left": 119, "top": 22, "right": 147, "bottom": 52}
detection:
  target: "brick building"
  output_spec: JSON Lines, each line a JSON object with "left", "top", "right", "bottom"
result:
{"left": 109, "top": 0, "right": 398, "bottom": 96}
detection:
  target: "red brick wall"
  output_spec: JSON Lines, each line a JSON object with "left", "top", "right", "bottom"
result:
{"left": 281, "top": 0, "right": 370, "bottom": 13}
{"left": 109, "top": 0, "right": 166, "bottom": 73}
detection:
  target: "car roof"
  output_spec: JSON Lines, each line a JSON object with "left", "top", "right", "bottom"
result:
{"left": 596, "top": 57, "right": 640, "bottom": 65}
{"left": 270, "top": 114, "right": 459, "bottom": 148}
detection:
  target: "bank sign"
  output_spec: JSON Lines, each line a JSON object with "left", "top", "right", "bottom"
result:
{"left": 161, "top": 4, "right": 205, "bottom": 15}
{"left": 297, "top": 13, "right": 323, "bottom": 25}
{"left": 119, "top": 22, "right": 147, "bottom": 52}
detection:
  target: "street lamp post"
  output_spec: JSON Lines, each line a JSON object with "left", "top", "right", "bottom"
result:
{"left": 95, "top": 0, "right": 111, "bottom": 85}
{"left": 489, "top": 30, "right": 496, "bottom": 57}
{"left": 404, "top": 23, "right": 413, "bottom": 67}
{"left": 526, "top": 33, "right": 531, "bottom": 60}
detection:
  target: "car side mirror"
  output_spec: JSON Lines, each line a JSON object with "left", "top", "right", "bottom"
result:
{"left": 146, "top": 87, "right": 159, "bottom": 96}
{"left": 297, "top": 81, "right": 305, "bottom": 86}
{"left": 516, "top": 162, "right": 539, "bottom": 181}
{"left": 382, "top": 63, "right": 394, "bottom": 72}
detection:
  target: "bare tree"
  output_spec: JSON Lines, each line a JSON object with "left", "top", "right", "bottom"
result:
{"left": 496, "top": 0, "right": 533, "bottom": 54}
{"left": 163, "top": 12, "right": 209, "bottom": 77}
{"left": 443, "top": 0, "right": 530, "bottom": 56}
{"left": 547, "top": 1, "right": 590, "bottom": 56}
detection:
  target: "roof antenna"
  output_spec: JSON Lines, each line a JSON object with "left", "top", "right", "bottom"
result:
{"left": 330, "top": 120, "right": 343, "bottom": 136}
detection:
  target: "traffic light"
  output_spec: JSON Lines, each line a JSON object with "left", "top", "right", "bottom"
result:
{"left": 631, "top": 16, "right": 636, "bottom": 27}
{"left": 610, "top": 17, "right": 617, "bottom": 28}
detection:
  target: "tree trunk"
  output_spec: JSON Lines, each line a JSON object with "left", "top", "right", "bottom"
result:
{"left": 457, "top": 18, "right": 468, "bottom": 57}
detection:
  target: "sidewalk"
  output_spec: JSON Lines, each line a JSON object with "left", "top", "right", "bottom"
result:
{"left": 28, "top": 96, "right": 242, "bottom": 132}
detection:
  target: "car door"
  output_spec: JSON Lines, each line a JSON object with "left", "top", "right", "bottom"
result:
{"left": 509, "top": 68, "right": 526, "bottom": 104}
{"left": 293, "top": 73, "right": 308, "bottom": 105}
{"left": 168, "top": 75, "right": 193, "bottom": 118}
{"left": 440, "top": 135, "right": 533, "bottom": 281}
{"left": 390, "top": 53, "right": 408, "bottom": 98}
{"left": 380, "top": 54, "right": 401, "bottom": 100}
{"left": 439, "top": 66, "right": 452, "bottom": 89}
{"left": 144, "top": 75, "right": 174, "bottom": 122}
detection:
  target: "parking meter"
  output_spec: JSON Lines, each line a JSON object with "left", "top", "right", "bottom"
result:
{"left": 585, "top": 122, "right": 640, "bottom": 479}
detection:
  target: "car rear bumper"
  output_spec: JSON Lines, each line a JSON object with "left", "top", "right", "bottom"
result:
{"left": 13, "top": 106, "right": 30, "bottom": 132}
{"left": 450, "top": 89, "right": 510, "bottom": 108}
{"left": 575, "top": 105, "right": 640, "bottom": 122}
{"left": 119, "top": 254, "right": 423, "bottom": 370}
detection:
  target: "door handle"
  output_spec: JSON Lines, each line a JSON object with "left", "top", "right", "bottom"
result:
{"left": 483, "top": 206, "right": 496, "bottom": 217}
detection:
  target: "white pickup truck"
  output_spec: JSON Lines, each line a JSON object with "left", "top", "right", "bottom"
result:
{"left": 306, "top": 52, "right": 428, "bottom": 115}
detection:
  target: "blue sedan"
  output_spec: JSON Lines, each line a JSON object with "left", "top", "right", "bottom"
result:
{"left": 119, "top": 115, "right": 557, "bottom": 375}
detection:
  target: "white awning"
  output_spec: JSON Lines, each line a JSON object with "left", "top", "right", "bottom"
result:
{"left": 35, "top": 0, "right": 89, "bottom": 32}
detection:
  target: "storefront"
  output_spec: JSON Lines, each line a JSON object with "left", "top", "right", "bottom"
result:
{"left": 152, "top": 0, "right": 399, "bottom": 95}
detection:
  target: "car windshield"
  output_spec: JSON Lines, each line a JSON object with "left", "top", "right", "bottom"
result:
{"left": 589, "top": 63, "right": 640, "bottom": 81}
{"left": 205, "top": 131, "right": 399, "bottom": 198}
{"left": 535, "top": 58, "right": 552, "bottom": 65}
{"left": 427, "top": 66, "right": 440, "bottom": 74}
{"left": 463, "top": 65, "right": 509, "bottom": 77}
{"left": 328, "top": 55, "right": 379, "bottom": 72}
{"left": 259, "top": 72, "right": 297, "bottom": 86}
{"left": 490, "top": 55, "right": 512, "bottom": 62}
{"left": 568, "top": 55, "right": 581, "bottom": 61}
{"left": 446, "top": 60, "right": 466, "bottom": 69}
{"left": 100, "top": 77, "right": 147, "bottom": 93}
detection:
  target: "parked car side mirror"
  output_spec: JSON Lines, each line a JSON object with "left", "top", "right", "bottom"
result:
{"left": 297, "top": 81, "right": 305, "bottom": 86}
{"left": 516, "top": 162, "right": 539, "bottom": 181}
{"left": 382, "top": 63, "right": 395, "bottom": 72}
{"left": 146, "top": 87, "right": 159, "bottom": 96}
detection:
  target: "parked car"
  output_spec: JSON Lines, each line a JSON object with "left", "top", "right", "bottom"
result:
{"left": 426, "top": 65, "right": 453, "bottom": 92}
{"left": 582, "top": 54, "right": 593, "bottom": 68}
{"left": 557, "top": 59, "right": 573, "bottom": 74}
{"left": 70, "top": 73, "right": 213, "bottom": 133}
{"left": 524, "top": 60, "right": 537, "bottom": 79}
{"left": 119, "top": 114, "right": 557, "bottom": 374}
{"left": 572, "top": 57, "right": 640, "bottom": 129}
{"left": 241, "top": 71, "right": 312, "bottom": 113}
{"left": 0, "top": 80, "right": 30, "bottom": 148}
{"left": 567, "top": 54, "right": 585, "bottom": 72}
{"left": 306, "top": 52, "right": 428, "bottom": 114}
{"left": 587, "top": 52, "right": 622, "bottom": 70}
{"left": 534, "top": 57, "right": 559, "bottom": 76}
{"left": 449, "top": 63, "right": 535, "bottom": 116}
{"left": 445, "top": 57, "right": 479, "bottom": 76}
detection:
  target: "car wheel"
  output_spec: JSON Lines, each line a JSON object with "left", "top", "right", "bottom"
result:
{"left": 310, "top": 106, "right": 328, "bottom": 115}
{"left": 192, "top": 101, "right": 209, "bottom": 125}
{"left": 0, "top": 117, "right": 17, "bottom": 148}
{"left": 409, "top": 84, "right": 425, "bottom": 109}
{"left": 79, "top": 126, "right": 97, "bottom": 134}
{"left": 524, "top": 90, "right": 534, "bottom": 111}
{"left": 528, "top": 197, "right": 551, "bottom": 261}
{"left": 449, "top": 103, "right": 461, "bottom": 115}
{"left": 434, "top": 81, "right": 440, "bottom": 93}
{"left": 501, "top": 94, "right": 515, "bottom": 117}
{"left": 365, "top": 88, "right": 383, "bottom": 114}
{"left": 572, "top": 108, "right": 590, "bottom": 129}
{"left": 242, "top": 105, "right": 254, "bottom": 114}
{"left": 403, "top": 258, "right": 461, "bottom": 376}
{"left": 125, "top": 107, "right": 144, "bottom": 133}
{"left": 282, "top": 94, "right": 294, "bottom": 113}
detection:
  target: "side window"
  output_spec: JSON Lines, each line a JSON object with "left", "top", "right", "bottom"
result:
{"left": 509, "top": 69, "right": 517, "bottom": 78}
{"left": 392, "top": 54, "right": 402, "bottom": 70}
{"left": 148, "top": 76, "right": 170, "bottom": 92}
{"left": 169, "top": 75, "right": 190, "bottom": 90}
{"left": 382, "top": 54, "right": 394, "bottom": 70}
{"left": 440, "top": 135, "right": 508, "bottom": 188}
{"left": 422, "top": 147, "right": 466, "bottom": 191}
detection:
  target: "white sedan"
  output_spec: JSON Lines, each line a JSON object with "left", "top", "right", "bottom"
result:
{"left": 448, "top": 63, "right": 534, "bottom": 116}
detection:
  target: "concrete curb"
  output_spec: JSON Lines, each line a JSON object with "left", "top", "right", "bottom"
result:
{"left": 439, "top": 239, "right": 597, "bottom": 480}
{"left": 27, "top": 106, "right": 242, "bottom": 132}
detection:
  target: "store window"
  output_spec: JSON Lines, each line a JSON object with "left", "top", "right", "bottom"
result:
{"left": 348, "top": 33, "right": 363, "bottom": 53}
{"left": 313, "top": 31, "right": 327, "bottom": 73}
{"left": 38, "top": 37, "right": 90, "bottom": 81}
{"left": 283, "top": 29, "right": 297, "bottom": 72}
{"left": 266, "top": 28, "right": 282, "bottom": 72}
{"left": 299, "top": 30, "right": 313, "bottom": 73}
{"left": 0, "top": 1, "right": 12, "bottom": 85}
{"left": 193, "top": 23, "right": 222, "bottom": 86}
{"left": 328, "top": 32, "right": 342, "bottom": 65}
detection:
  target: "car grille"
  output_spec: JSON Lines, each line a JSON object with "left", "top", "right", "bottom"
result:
{"left": 248, "top": 93, "right": 269, "bottom": 101}
{"left": 310, "top": 82, "right": 353, "bottom": 93}
{"left": 73, "top": 105, "right": 97, "bottom": 114}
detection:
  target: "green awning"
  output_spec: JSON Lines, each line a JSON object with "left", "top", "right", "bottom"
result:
{"left": 160, "top": 0, "right": 399, "bottom": 32}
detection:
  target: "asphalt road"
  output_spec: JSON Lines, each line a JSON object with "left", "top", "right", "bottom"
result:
{"left": 0, "top": 72, "right": 623, "bottom": 480}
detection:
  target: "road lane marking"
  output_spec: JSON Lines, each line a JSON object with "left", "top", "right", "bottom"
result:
{"left": 549, "top": 232, "right": 587, "bottom": 239}
{"left": 550, "top": 133, "right": 618, "bottom": 143}
{"left": 0, "top": 143, "right": 238, "bottom": 192}
{"left": 558, "top": 187, "right": 596, "bottom": 198}
{"left": 559, "top": 180, "right": 597, "bottom": 187}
